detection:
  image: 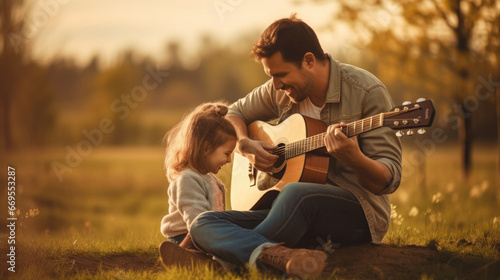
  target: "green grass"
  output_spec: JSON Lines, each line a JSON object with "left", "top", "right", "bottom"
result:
{"left": 387, "top": 144, "right": 499, "bottom": 258}
{"left": 1, "top": 143, "right": 499, "bottom": 279}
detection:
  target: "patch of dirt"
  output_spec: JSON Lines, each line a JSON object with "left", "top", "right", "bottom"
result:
{"left": 324, "top": 243, "right": 441, "bottom": 279}
{"left": 324, "top": 243, "right": 500, "bottom": 279}
{"left": 53, "top": 253, "right": 164, "bottom": 275}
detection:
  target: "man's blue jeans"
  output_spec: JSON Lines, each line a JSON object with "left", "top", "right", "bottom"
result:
{"left": 190, "top": 182, "right": 371, "bottom": 265}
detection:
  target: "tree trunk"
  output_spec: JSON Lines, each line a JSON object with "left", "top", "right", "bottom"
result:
{"left": 497, "top": 87, "right": 500, "bottom": 203}
{"left": 1, "top": 0, "right": 24, "bottom": 151}
{"left": 457, "top": 103, "right": 473, "bottom": 181}
{"left": 416, "top": 154, "right": 427, "bottom": 197}
{"left": 1, "top": 0, "right": 13, "bottom": 151}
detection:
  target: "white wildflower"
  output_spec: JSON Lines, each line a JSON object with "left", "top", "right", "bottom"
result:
{"left": 432, "top": 192, "right": 442, "bottom": 204}
{"left": 470, "top": 180, "right": 490, "bottom": 198}
{"left": 408, "top": 206, "right": 419, "bottom": 217}
{"left": 390, "top": 204, "right": 404, "bottom": 226}
{"left": 470, "top": 186, "right": 481, "bottom": 198}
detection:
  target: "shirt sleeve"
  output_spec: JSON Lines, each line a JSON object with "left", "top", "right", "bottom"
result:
{"left": 228, "top": 79, "right": 280, "bottom": 124}
{"left": 359, "top": 86, "right": 402, "bottom": 195}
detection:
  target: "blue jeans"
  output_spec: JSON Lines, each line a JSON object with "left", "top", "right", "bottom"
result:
{"left": 167, "top": 233, "right": 187, "bottom": 245}
{"left": 190, "top": 183, "right": 371, "bottom": 265}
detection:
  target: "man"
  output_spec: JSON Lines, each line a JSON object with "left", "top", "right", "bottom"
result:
{"left": 190, "top": 14, "right": 402, "bottom": 278}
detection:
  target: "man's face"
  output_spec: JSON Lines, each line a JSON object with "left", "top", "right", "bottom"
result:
{"left": 261, "top": 52, "right": 314, "bottom": 104}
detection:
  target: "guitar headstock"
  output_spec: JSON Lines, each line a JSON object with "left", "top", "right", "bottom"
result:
{"left": 384, "top": 98, "right": 435, "bottom": 137}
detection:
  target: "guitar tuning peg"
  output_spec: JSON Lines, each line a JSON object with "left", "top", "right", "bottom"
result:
{"left": 402, "top": 101, "right": 411, "bottom": 105}
{"left": 406, "top": 129, "right": 414, "bottom": 136}
{"left": 416, "top": 98, "right": 426, "bottom": 103}
{"left": 396, "top": 131, "right": 403, "bottom": 137}
{"left": 418, "top": 128, "right": 426, "bottom": 135}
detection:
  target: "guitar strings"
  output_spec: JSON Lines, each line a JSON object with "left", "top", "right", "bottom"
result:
{"left": 266, "top": 108, "right": 418, "bottom": 157}
{"left": 271, "top": 136, "right": 325, "bottom": 157}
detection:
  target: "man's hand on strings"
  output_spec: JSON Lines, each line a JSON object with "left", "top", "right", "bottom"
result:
{"left": 324, "top": 122, "right": 363, "bottom": 165}
{"left": 237, "top": 138, "right": 278, "bottom": 172}
{"left": 324, "top": 122, "right": 394, "bottom": 195}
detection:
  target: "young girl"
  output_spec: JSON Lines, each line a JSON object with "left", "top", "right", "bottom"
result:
{"left": 159, "top": 101, "right": 237, "bottom": 266}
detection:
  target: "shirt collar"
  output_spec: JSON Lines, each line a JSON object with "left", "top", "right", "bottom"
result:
{"left": 325, "top": 53, "right": 341, "bottom": 104}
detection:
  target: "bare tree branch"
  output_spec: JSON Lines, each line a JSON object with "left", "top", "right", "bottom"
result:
{"left": 430, "top": 0, "right": 456, "bottom": 31}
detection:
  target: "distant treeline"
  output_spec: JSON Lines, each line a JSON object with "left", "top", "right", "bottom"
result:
{"left": 2, "top": 37, "right": 498, "bottom": 150}
{"left": 2, "top": 38, "right": 273, "bottom": 148}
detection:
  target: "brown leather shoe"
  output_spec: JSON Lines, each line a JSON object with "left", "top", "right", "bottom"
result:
{"left": 159, "top": 241, "right": 220, "bottom": 269}
{"left": 258, "top": 244, "right": 327, "bottom": 279}
{"left": 179, "top": 234, "right": 197, "bottom": 250}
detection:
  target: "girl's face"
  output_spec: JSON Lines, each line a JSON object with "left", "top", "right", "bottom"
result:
{"left": 204, "top": 137, "right": 237, "bottom": 174}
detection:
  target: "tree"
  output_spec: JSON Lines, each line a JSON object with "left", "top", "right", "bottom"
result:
{"left": 0, "top": 0, "right": 26, "bottom": 150}
{"left": 1, "top": 0, "right": 59, "bottom": 148}
{"left": 307, "top": 0, "right": 500, "bottom": 180}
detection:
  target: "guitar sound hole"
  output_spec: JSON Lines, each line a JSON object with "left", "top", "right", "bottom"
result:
{"left": 273, "top": 143, "right": 286, "bottom": 169}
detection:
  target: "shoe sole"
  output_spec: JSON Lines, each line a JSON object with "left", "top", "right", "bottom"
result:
{"left": 287, "top": 250, "right": 327, "bottom": 279}
{"left": 159, "top": 241, "right": 219, "bottom": 269}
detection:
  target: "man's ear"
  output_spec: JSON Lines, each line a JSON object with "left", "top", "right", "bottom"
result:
{"left": 303, "top": 52, "right": 315, "bottom": 69}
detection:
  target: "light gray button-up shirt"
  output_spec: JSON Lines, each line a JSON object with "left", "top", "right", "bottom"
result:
{"left": 228, "top": 54, "right": 402, "bottom": 243}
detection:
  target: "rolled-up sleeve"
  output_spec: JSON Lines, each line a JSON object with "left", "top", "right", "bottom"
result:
{"left": 359, "top": 86, "right": 402, "bottom": 195}
{"left": 228, "top": 79, "right": 280, "bottom": 124}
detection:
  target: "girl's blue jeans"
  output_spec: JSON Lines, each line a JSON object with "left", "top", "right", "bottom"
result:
{"left": 190, "top": 182, "right": 371, "bottom": 265}
{"left": 167, "top": 233, "right": 187, "bottom": 245}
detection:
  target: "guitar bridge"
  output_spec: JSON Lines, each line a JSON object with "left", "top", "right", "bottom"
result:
{"left": 248, "top": 164, "right": 257, "bottom": 186}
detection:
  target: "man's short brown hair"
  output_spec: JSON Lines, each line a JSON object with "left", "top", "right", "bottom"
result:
{"left": 251, "top": 14, "right": 327, "bottom": 66}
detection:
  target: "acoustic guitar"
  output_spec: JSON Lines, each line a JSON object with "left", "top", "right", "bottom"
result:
{"left": 230, "top": 99, "right": 435, "bottom": 211}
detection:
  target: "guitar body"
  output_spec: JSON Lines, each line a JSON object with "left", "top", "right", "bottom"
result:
{"left": 230, "top": 114, "right": 329, "bottom": 210}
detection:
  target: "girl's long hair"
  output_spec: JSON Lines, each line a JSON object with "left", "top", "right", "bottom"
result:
{"left": 163, "top": 101, "right": 237, "bottom": 181}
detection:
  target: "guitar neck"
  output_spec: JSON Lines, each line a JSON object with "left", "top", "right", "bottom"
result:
{"left": 282, "top": 113, "right": 385, "bottom": 159}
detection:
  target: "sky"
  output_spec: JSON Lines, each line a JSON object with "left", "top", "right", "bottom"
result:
{"left": 26, "top": 0, "right": 342, "bottom": 66}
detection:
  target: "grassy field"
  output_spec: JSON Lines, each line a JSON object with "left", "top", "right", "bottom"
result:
{"left": 0, "top": 143, "right": 499, "bottom": 279}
